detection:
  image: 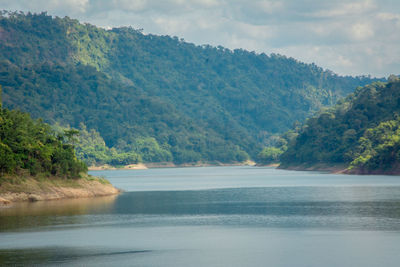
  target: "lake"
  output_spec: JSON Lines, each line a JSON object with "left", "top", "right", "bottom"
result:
{"left": 1, "top": 166, "right": 400, "bottom": 266}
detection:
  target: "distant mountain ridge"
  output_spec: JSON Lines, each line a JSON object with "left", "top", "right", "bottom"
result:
{"left": 0, "top": 11, "right": 383, "bottom": 164}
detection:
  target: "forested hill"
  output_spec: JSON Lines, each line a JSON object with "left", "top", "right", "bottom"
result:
{"left": 0, "top": 11, "right": 382, "bottom": 164}
{"left": 280, "top": 76, "right": 400, "bottom": 174}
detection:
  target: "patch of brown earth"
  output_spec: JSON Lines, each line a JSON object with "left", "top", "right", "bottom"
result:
{"left": 0, "top": 177, "right": 120, "bottom": 205}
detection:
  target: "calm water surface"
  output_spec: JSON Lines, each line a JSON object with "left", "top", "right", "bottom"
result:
{"left": 1, "top": 166, "right": 400, "bottom": 266}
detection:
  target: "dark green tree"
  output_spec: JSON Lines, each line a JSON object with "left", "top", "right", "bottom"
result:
{"left": 0, "top": 107, "right": 87, "bottom": 178}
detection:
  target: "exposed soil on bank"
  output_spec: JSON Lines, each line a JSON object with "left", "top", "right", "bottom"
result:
{"left": 255, "top": 163, "right": 280, "bottom": 167}
{"left": 88, "top": 163, "right": 148, "bottom": 170}
{"left": 88, "top": 160, "right": 256, "bottom": 170}
{"left": 278, "top": 163, "right": 349, "bottom": 174}
{"left": 278, "top": 163, "right": 400, "bottom": 175}
{"left": 0, "top": 175, "right": 120, "bottom": 205}
{"left": 344, "top": 166, "right": 400, "bottom": 175}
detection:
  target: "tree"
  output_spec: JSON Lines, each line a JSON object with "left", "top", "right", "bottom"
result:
{"left": 257, "top": 147, "right": 283, "bottom": 164}
{"left": 0, "top": 107, "right": 87, "bottom": 178}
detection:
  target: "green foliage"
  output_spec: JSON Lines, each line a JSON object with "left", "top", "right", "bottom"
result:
{"left": 0, "top": 107, "right": 86, "bottom": 178}
{"left": 54, "top": 123, "right": 142, "bottom": 167}
{"left": 257, "top": 147, "right": 284, "bottom": 164}
{"left": 0, "top": 11, "right": 382, "bottom": 164}
{"left": 127, "top": 137, "right": 172, "bottom": 162}
{"left": 350, "top": 117, "right": 400, "bottom": 171}
{"left": 256, "top": 130, "right": 297, "bottom": 164}
{"left": 281, "top": 79, "right": 400, "bottom": 172}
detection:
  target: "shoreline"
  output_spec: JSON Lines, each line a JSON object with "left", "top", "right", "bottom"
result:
{"left": 278, "top": 163, "right": 400, "bottom": 175}
{"left": 86, "top": 161, "right": 400, "bottom": 176}
{"left": 278, "top": 163, "right": 348, "bottom": 174}
{"left": 88, "top": 163, "right": 148, "bottom": 171}
{"left": 0, "top": 175, "right": 120, "bottom": 206}
{"left": 255, "top": 163, "right": 280, "bottom": 168}
{"left": 88, "top": 160, "right": 256, "bottom": 171}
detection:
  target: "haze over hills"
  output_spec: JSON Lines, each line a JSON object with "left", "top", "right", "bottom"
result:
{"left": 0, "top": 11, "right": 383, "bottom": 165}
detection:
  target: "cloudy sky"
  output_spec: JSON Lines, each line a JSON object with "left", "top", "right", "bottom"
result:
{"left": 1, "top": 0, "right": 399, "bottom": 77}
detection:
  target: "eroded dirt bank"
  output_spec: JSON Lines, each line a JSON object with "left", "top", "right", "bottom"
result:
{"left": 0, "top": 176, "right": 120, "bottom": 205}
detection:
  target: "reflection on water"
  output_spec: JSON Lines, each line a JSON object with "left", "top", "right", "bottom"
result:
{"left": 0, "top": 195, "right": 117, "bottom": 231}
{"left": 0, "top": 247, "right": 151, "bottom": 266}
{"left": 91, "top": 166, "right": 400, "bottom": 191}
{"left": 1, "top": 195, "right": 118, "bottom": 216}
{"left": 3, "top": 187, "right": 400, "bottom": 232}
{"left": 2, "top": 167, "right": 400, "bottom": 267}
{"left": 112, "top": 187, "right": 400, "bottom": 218}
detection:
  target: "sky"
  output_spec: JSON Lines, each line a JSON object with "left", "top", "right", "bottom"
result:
{"left": 1, "top": 0, "right": 399, "bottom": 77}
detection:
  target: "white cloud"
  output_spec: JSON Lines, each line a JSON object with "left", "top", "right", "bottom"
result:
{"left": 254, "top": 0, "right": 284, "bottom": 14}
{"left": 1, "top": 0, "right": 89, "bottom": 14}
{"left": 349, "top": 23, "right": 374, "bottom": 41}
{"left": 311, "top": 0, "right": 376, "bottom": 18}
{"left": 190, "top": 0, "right": 220, "bottom": 8}
{"left": 377, "top": 12, "right": 400, "bottom": 21}
{"left": 110, "top": 0, "right": 148, "bottom": 12}
{"left": 336, "top": 55, "right": 353, "bottom": 68}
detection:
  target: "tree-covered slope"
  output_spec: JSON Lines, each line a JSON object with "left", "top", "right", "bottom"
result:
{"left": 0, "top": 101, "right": 86, "bottom": 178}
{"left": 0, "top": 11, "right": 382, "bottom": 164}
{"left": 0, "top": 62, "right": 250, "bottom": 164}
{"left": 280, "top": 77, "right": 400, "bottom": 173}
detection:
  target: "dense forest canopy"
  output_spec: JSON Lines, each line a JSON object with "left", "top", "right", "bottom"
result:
{"left": 280, "top": 77, "right": 400, "bottom": 173}
{"left": 0, "top": 101, "right": 87, "bottom": 178}
{"left": 0, "top": 11, "right": 383, "bottom": 165}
